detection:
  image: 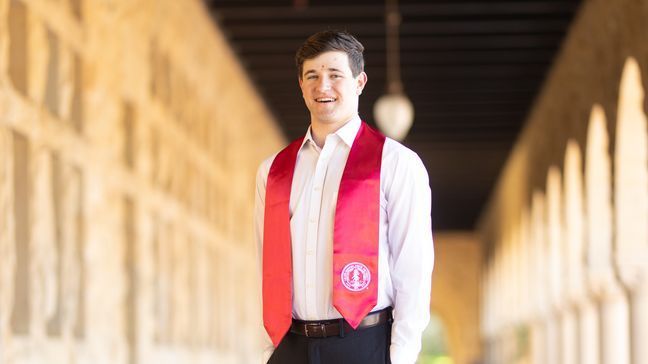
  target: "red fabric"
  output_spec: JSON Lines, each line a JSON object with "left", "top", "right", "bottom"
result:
{"left": 263, "top": 122, "right": 385, "bottom": 346}
{"left": 333, "top": 123, "right": 385, "bottom": 328}
{"left": 263, "top": 137, "right": 303, "bottom": 348}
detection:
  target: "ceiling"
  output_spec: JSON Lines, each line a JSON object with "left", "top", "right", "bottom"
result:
{"left": 205, "top": 0, "right": 582, "bottom": 230}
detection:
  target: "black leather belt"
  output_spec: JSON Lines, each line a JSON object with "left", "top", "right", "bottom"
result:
{"left": 289, "top": 307, "right": 392, "bottom": 338}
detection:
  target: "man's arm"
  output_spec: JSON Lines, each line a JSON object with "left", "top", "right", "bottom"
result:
{"left": 385, "top": 147, "right": 435, "bottom": 364}
{"left": 254, "top": 158, "right": 276, "bottom": 363}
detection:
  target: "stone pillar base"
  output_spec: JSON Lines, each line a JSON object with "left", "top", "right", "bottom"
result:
{"left": 530, "top": 322, "right": 546, "bottom": 364}
{"left": 561, "top": 309, "right": 578, "bottom": 364}
{"left": 631, "top": 281, "right": 648, "bottom": 364}
{"left": 601, "top": 287, "right": 630, "bottom": 364}
{"left": 580, "top": 299, "right": 599, "bottom": 364}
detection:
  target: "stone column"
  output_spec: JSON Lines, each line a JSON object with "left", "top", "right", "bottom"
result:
{"left": 586, "top": 105, "right": 630, "bottom": 364}
{"left": 551, "top": 141, "right": 605, "bottom": 364}
{"left": 30, "top": 146, "right": 59, "bottom": 339}
{"left": 601, "top": 288, "right": 630, "bottom": 364}
{"left": 58, "top": 164, "right": 83, "bottom": 340}
{"left": 566, "top": 138, "right": 599, "bottom": 364}
{"left": 530, "top": 322, "right": 546, "bottom": 364}
{"left": 614, "top": 57, "right": 648, "bottom": 364}
{"left": 631, "top": 282, "right": 648, "bottom": 364}
{"left": 518, "top": 210, "right": 532, "bottom": 320}
{"left": 546, "top": 167, "right": 564, "bottom": 364}
{"left": 482, "top": 265, "right": 495, "bottom": 364}
{"left": 0, "top": 129, "right": 15, "bottom": 362}
{"left": 501, "top": 233, "right": 515, "bottom": 363}
{"left": 579, "top": 299, "right": 600, "bottom": 364}
{"left": 564, "top": 140, "right": 587, "bottom": 364}
{"left": 530, "top": 191, "right": 550, "bottom": 364}
{"left": 518, "top": 209, "right": 534, "bottom": 364}
{"left": 560, "top": 310, "right": 577, "bottom": 364}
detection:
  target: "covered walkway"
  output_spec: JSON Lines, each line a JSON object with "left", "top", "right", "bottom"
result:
{"left": 0, "top": 0, "right": 646, "bottom": 363}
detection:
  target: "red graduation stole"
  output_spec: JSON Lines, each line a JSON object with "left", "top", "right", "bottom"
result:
{"left": 263, "top": 122, "right": 385, "bottom": 347}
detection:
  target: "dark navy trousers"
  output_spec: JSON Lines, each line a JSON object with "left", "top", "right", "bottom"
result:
{"left": 267, "top": 320, "right": 392, "bottom": 364}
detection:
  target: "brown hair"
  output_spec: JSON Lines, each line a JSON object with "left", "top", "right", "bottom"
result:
{"left": 295, "top": 30, "right": 365, "bottom": 79}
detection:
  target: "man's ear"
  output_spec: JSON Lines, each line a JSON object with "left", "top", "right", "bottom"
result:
{"left": 356, "top": 72, "right": 368, "bottom": 95}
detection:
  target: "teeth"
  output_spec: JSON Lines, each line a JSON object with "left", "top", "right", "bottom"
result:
{"left": 316, "top": 98, "right": 335, "bottom": 102}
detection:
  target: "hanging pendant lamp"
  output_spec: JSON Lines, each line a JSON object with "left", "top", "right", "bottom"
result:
{"left": 373, "top": 0, "right": 414, "bottom": 141}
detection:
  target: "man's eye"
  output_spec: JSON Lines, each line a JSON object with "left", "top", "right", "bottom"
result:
{"left": 307, "top": 75, "right": 317, "bottom": 80}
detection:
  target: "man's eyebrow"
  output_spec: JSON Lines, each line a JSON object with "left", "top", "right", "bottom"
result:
{"left": 303, "top": 67, "right": 344, "bottom": 76}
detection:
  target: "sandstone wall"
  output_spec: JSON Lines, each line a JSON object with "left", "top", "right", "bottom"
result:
{"left": 478, "top": 0, "right": 648, "bottom": 362}
{"left": 0, "top": 0, "right": 284, "bottom": 363}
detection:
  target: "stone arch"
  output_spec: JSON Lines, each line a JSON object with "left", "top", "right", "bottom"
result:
{"left": 430, "top": 303, "right": 466, "bottom": 364}
{"left": 419, "top": 309, "right": 454, "bottom": 362}
{"left": 614, "top": 57, "right": 648, "bottom": 364}
{"left": 614, "top": 57, "right": 648, "bottom": 288}
{"left": 430, "top": 233, "right": 482, "bottom": 364}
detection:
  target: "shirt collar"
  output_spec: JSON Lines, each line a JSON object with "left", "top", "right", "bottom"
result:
{"left": 336, "top": 115, "right": 362, "bottom": 147}
{"left": 300, "top": 115, "right": 362, "bottom": 150}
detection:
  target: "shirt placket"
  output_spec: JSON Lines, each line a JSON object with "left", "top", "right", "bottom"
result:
{"left": 304, "top": 139, "right": 334, "bottom": 317}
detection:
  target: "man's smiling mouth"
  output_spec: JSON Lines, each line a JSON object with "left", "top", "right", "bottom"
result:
{"left": 315, "top": 97, "right": 336, "bottom": 103}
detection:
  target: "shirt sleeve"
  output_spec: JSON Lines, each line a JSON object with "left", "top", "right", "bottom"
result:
{"left": 254, "top": 158, "right": 276, "bottom": 363}
{"left": 385, "top": 148, "right": 435, "bottom": 364}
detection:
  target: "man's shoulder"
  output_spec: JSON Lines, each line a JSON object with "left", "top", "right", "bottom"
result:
{"left": 381, "top": 137, "right": 430, "bottom": 195}
{"left": 256, "top": 152, "right": 278, "bottom": 182}
{"left": 382, "top": 137, "right": 424, "bottom": 168}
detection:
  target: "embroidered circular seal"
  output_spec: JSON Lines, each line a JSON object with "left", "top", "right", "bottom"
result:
{"left": 341, "top": 262, "right": 371, "bottom": 291}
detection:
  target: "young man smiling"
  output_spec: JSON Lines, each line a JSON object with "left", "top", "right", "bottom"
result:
{"left": 255, "top": 30, "right": 434, "bottom": 364}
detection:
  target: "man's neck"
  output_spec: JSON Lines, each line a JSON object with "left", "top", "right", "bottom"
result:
{"left": 310, "top": 116, "right": 356, "bottom": 148}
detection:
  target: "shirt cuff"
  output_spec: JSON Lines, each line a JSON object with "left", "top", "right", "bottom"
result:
{"left": 262, "top": 346, "right": 274, "bottom": 364}
{"left": 390, "top": 343, "right": 417, "bottom": 364}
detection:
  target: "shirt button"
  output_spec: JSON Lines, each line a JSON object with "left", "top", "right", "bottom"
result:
{"left": 314, "top": 185, "right": 321, "bottom": 191}
{"left": 307, "top": 249, "right": 314, "bottom": 255}
{"left": 309, "top": 218, "right": 316, "bottom": 224}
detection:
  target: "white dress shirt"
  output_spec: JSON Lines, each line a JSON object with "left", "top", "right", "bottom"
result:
{"left": 255, "top": 115, "right": 434, "bottom": 364}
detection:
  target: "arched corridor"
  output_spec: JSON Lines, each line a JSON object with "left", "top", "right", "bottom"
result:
{"left": 479, "top": 0, "right": 648, "bottom": 360}
{"left": 0, "top": 0, "right": 647, "bottom": 363}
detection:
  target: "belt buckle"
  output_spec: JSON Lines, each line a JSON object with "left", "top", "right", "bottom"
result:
{"left": 304, "top": 323, "right": 327, "bottom": 338}
{"left": 304, "top": 323, "right": 315, "bottom": 337}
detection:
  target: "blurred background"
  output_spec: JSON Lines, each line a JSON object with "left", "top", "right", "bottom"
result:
{"left": 0, "top": 0, "right": 646, "bottom": 363}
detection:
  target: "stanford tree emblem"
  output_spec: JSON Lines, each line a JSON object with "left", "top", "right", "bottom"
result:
{"left": 341, "top": 262, "right": 371, "bottom": 291}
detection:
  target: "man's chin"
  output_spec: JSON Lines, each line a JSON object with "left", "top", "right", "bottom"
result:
{"left": 312, "top": 117, "right": 343, "bottom": 126}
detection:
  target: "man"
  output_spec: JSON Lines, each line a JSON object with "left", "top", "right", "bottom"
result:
{"left": 255, "top": 30, "right": 434, "bottom": 364}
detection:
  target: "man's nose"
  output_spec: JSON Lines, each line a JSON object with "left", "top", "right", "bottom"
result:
{"left": 316, "top": 77, "right": 331, "bottom": 91}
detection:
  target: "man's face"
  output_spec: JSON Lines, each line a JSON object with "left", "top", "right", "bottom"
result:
{"left": 299, "top": 51, "right": 367, "bottom": 127}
